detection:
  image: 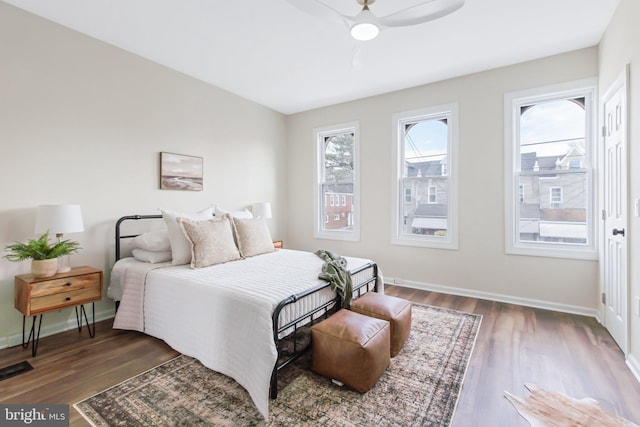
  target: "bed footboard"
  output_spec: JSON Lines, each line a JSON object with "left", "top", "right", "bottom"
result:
{"left": 269, "top": 262, "right": 378, "bottom": 398}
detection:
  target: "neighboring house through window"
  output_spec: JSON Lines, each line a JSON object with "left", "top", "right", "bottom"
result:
{"left": 314, "top": 122, "right": 360, "bottom": 241}
{"left": 392, "top": 103, "right": 459, "bottom": 249}
{"left": 504, "top": 79, "right": 596, "bottom": 259}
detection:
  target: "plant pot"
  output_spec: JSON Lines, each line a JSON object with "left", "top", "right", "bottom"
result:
{"left": 31, "top": 259, "right": 58, "bottom": 278}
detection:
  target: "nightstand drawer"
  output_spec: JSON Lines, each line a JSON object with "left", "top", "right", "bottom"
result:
{"left": 30, "top": 283, "right": 101, "bottom": 314}
{"left": 30, "top": 273, "right": 101, "bottom": 297}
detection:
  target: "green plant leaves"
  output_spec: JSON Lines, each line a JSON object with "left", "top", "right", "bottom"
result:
{"left": 3, "top": 231, "right": 80, "bottom": 261}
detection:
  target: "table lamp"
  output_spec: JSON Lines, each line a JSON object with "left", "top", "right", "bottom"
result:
{"left": 34, "top": 204, "right": 84, "bottom": 273}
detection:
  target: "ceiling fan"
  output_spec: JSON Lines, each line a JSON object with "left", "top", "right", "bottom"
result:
{"left": 285, "top": 0, "right": 465, "bottom": 41}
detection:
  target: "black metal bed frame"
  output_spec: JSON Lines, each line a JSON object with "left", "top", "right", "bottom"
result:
{"left": 114, "top": 214, "right": 378, "bottom": 399}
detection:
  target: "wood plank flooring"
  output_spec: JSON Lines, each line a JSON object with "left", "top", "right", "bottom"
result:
{"left": 1, "top": 286, "right": 639, "bottom": 426}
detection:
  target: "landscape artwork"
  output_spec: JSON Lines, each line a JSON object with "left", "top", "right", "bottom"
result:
{"left": 160, "top": 152, "right": 203, "bottom": 191}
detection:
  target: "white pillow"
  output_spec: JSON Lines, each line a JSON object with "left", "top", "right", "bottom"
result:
{"left": 215, "top": 205, "right": 253, "bottom": 219}
{"left": 132, "top": 230, "right": 171, "bottom": 252}
{"left": 161, "top": 206, "right": 214, "bottom": 265}
{"left": 131, "top": 248, "right": 172, "bottom": 264}
{"left": 231, "top": 217, "right": 274, "bottom": 258}
{"left": 179, "top": 215, "right": 241, "bottom": 268}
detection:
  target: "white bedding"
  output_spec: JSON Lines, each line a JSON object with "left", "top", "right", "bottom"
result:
{"left": 109, "top": 249, "right": 381, "bottom": 420}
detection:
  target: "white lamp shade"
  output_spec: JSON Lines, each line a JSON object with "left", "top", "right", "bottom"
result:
{"left": 35, "top": 204, "right": 84, "bottom": 235}
{"left": 350, "top": 9, "right": 380, "bottom": 41}
{"left": 251, "top": 202, "right": 272, "bottom": 219}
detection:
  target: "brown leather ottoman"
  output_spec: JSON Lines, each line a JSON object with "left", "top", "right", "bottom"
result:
{"left": 311, "top": 309, "right": 390, "bottom": 393}
{"left": 350, "top": 292, "right": 412, "bottom": 357}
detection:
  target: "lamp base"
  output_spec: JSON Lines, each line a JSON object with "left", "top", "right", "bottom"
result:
{"left": 57, "top": 255, "right": 71, "bottom": 274}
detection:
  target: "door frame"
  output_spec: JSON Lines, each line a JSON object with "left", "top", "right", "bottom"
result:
{"left": 599, "top": 64, "right": 630, "bottom": 354}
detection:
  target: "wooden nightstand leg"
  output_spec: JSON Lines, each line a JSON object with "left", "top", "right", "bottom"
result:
{"left": 75, "top": 303, "right": 96, "bottom": 338}
{"left": 22, "top": 315, "right": 43, "bottom": 357}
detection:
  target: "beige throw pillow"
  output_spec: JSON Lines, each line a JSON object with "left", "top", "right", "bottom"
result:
{"left": 179, "top": 215, "right": 241, "bottom": 268}
{"left": 161, "top": 206, "right": 214, "bottom": 265}
{"left": 232, "top": 217, "right": 274, "bottom": 258}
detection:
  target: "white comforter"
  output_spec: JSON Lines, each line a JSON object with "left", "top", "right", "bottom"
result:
{"left": 109, "top": 249, "right": 380, "bottom": 420}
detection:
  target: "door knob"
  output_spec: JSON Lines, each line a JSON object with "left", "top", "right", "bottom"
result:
{"left": 612, "top": 228, "right": 625, "bottom": 236}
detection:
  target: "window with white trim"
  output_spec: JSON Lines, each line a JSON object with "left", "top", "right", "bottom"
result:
{"left": 392, "top": 104, "right": 459, "bottom": 249}
{"left": 550, "top": 187, "right": 563, "bottom": 205}
{"left": 427, "top": 186, "right": 437, "bottom": 204}
{"left": 314, "top": 123, "right": 360, "bottom": 241}
{"left": 505, "top": 79, "right": 596, "bottom": 259}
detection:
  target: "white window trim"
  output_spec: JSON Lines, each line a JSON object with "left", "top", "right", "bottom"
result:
{"left": 550, "top": 187, "right": 563, "bottom": 205}
{"left": 314, "top": 122, "right": 360, "bottom": 241}
{"left": 391, "top": 103, "right": 459, "bottom": 249}
{"left": 504, "top": 79, "right": 597, "bottom": 260}
{"left": 427, "top": 186, "right": 437, "bottom": 204}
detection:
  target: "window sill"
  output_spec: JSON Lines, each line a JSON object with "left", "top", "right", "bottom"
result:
{"left": 506, "top": 244, "right": 597, "bottom": 260}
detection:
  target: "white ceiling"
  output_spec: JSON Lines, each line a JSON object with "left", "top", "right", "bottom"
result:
{"left": 3, "top": 0, "right": 620, "bottom": 114}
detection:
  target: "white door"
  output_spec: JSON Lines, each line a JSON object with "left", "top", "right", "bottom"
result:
{"left": 601, "top": 67, "right": 628, "bottom": 352}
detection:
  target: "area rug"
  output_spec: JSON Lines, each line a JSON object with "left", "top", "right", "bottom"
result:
{"left": 75, "top": 304, "right": 481, "bottom": 426}
{"left": 505, "top": 383, "right": 639, "bottom": 427}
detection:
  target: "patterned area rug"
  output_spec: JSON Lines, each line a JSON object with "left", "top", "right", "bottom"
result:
{"left": 75, "top": 304, "right": 481, "bottom": 426}
{"left": 505, "top": 383, "right": 640, "bottom": 427}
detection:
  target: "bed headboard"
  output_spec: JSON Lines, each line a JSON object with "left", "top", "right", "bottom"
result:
{"left": 115, "top": 215, "right": 163, "bottom": 261}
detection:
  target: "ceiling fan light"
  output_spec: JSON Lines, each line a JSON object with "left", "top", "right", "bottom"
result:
{"left": 350, "top": 9, "right": 379, "bottom": 41}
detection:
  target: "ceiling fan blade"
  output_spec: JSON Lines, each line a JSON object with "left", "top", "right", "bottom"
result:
{"left": 283, "top": 0, "right": 354, "bottom": 26}
{"left": 377, "top": 0, "right": 464, "bottom": 28}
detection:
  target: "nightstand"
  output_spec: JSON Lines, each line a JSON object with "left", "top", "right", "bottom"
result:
{"left": 14, "top": 266, "right": 103, "bottom": 356}
{"left": 273, "top": 240, "right": 283, "bottom": 249}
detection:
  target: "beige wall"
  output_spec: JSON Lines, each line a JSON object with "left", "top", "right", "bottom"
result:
{"left": 599, "top": 0, "right": 640, "bottom": 378}
{"left": 286, "top": 48, "right": 600, "bottom": 313}
{"left": 0, "top": 3, "right": 287, "bottom": 347}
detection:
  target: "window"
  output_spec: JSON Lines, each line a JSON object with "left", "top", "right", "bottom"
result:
{"left": 314, "top": 122, "right": 360, "bottom": 241}
{"left": 392, "top": 103, "right": 459, "bottom": 249}
{"left": 404, "top": 188, "right": 412, "bottom": 203}
{"left": 505, "top": 79, "right": 596, "bottom": 259}
{"left": 550, "top": 187, "right": 563, "bottom": 205}
{"left": 427, "top": 186, "right": 437, "bottom": 204}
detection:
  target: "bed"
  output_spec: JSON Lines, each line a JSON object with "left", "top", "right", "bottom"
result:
{"left": 108, "top": 214, "right": 381, "bottom": 419}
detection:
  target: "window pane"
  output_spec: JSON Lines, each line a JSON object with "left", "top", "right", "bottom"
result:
{"left": 322, "top": 183, "right": 353, "bottom": 231}
{"left": 401, "top": 177, "right": 448, "bottom": 236}
{"left": 520, "top": 98, "right": 586, "bottom": 167}
{"left": 324, "top": 133, "right": 354, "bottom": 182}
{"left": 518, "top": 172, "right": 587, "bottom": 244}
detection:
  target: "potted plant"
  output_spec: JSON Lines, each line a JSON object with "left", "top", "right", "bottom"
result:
{"left": 4, "top": 232, "right": 81, "bottom": 277}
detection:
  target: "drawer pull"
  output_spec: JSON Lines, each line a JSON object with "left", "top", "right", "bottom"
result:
{"left": 65, "top": 297, "right": 71, "bottom": 301}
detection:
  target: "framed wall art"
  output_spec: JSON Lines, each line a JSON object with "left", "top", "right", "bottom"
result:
{"left": 160, "top": 152, "right": 203, "bottom": 191}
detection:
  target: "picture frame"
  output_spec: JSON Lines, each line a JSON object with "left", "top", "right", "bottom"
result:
{"left": 160, "top": 152, "right": 203, "bottom": 191}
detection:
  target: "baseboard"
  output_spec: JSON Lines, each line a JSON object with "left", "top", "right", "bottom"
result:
{"left": 386, "top": 276, "right": 599, "bottom": 318}
{"left": 1, "top": 308, "right": 115, "bottom": 350}
{"left": 627, "top": 354, "right": 640, "bottom": 383}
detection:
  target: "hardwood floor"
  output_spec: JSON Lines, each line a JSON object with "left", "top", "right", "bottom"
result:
{"left": 1, "top": 287, "right": 639, "bottom": 426}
